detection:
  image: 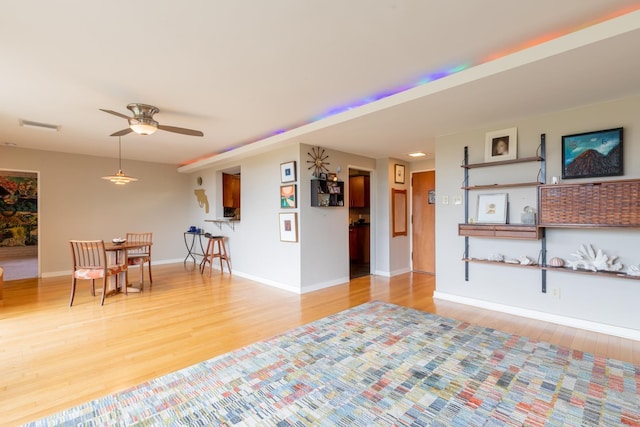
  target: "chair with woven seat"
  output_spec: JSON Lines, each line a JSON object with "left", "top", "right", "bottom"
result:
{"left": 125, "top": 232, "right": 153, "bottom": 290}
{"left": 200, "top": 235, "right": 231, "bottom": 275}
{"left": 69, "top": 240, "right": 127, "bottom": 306}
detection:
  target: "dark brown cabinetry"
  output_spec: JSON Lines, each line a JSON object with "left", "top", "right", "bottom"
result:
{"left": 223, "top": 173, "right": 240, "bottom": 208}
{"left": 349, "top": 225, "right": 370, "bottom": 263}
{"left": 349, "top": 175, "right": 370, "bottom": 208}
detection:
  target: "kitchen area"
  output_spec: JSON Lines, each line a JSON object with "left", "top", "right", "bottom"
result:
{"left": 349, "top": 169, "right": 370, "bottom": 279}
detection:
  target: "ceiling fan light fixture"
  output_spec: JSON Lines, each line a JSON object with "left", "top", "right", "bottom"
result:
{"left": 129, "top": 117, "right": 158, "bottom": 135}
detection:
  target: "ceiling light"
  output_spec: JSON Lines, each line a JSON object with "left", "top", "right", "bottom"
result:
{"left": 408, "top": 152, "right": 426, "bottom": 157}
{"left": 129, "top": 117, "right": 158, "bottom": 135}
{"left": 19, "top": 119, "right": 60, "bottom": 131}
{"left": 102, "top": 136, "right": 138, "bottom": 185}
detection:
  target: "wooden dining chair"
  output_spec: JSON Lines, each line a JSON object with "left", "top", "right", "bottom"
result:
{"left": 125, "top": 232, "right": 153, "bottom": 290}
{"left": 69, "top": 240, "right": 127, "bottom": 306}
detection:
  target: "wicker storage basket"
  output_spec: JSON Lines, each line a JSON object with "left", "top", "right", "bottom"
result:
{"left": 539, "top": 179, "right": 640, "bottom": 227}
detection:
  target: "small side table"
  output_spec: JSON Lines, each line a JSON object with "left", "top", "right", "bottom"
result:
{"left": 183, "top": 232, "right": 205, "bottom": 263}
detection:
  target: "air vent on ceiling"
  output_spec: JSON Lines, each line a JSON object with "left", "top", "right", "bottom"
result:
{"left": 19, "top": 119, "right": 60, "bottom": 131}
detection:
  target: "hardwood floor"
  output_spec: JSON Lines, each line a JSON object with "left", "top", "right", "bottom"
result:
{"left": 1, "top": 263, "right": 638, "bottom": 426}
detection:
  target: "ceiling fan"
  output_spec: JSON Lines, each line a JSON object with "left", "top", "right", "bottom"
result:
{"left": 100, "top": 103, "right": 204, "bottom": 137}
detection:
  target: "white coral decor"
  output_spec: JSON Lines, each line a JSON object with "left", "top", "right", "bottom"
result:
{"left": 566, "top": 244, "right": 622, "bottom": 272}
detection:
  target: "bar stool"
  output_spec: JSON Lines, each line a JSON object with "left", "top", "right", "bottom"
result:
{"left": 200, "top": 236, "right": 231, "bottom": 275}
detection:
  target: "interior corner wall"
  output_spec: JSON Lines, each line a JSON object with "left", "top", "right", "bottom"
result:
{"left": 186, "top": 145, "right": 303, "bottom": 292}
{"left": 373, "top": 158, "right": 411, "bottom": 277}
{"left": 435, "top": 94, "right": 640, "bottom": 333}
{"left": 298, "top": 144, "right": 377, "bottom": 292}
{"left": 0, "top": 146, "right": 191, "bottom": 276}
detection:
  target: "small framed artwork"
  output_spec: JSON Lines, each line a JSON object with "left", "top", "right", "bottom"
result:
{"left": 328, "top": 184, "right": 341, "bottom": 194}
{"left": 428, "top": 190, "right": 436, "bottom": 204}
{"left": 279, "top": 212, "right": 298, "bottom": 242}
{"left": 394, "top": 164, "right": 405, "bottom": 184}
{"left": 485, "top": 127, "right": 517, "bottom": 162}
{"left": 561, "top": 127, "right": 623, "bottom": 179}
{"left": 280, "top": 184, "right": 296, "bottom": 208}
{"left": 477, "top": 193, "right": 508, "bottom": 224}
{"left": 319, "top": 172, "right": 328, "bottom": 181}
{"left": 280, "top": 161, "right": 296, "bottom": 183}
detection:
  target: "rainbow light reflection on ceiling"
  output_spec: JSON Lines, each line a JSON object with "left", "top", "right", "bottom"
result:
{"left": 181, "top": 4, "right": 640, "bottom": 167}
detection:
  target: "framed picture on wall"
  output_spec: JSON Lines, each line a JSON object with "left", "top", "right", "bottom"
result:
{"left": 280, "top": 184, "right": 296, "bottom": 208}
{"left": 279, "top": 212, "right": 298, "bottom": 242}
{"left": 280, "top": 161, "right": 296, "bottom": 183}
{"left": 561, "top": 127, "right": 623, "bottom": 179}
{"left": 476, "top": 193, "right": 508, "bottom": 224}
{"left": 485, "top": 127, "right": 517, "bottom": 162}
{"left": 394, "top": 164, "right": 405, "bottom": 184}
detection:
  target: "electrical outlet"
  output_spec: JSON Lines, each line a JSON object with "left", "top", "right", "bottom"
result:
{"left": 442, "top": 196, "right": 449, "bottom": 205}
{"left": 551, "top": 288, "right": 561, "bottom": 299}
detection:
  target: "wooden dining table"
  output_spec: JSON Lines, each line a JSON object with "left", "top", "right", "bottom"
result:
{"left": 104, "top": 241, "right": 152, "bottom": 294}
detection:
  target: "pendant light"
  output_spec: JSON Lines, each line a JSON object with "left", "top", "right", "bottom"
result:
{"left": 102, "top": 136, "right": 138, "bottom": 185}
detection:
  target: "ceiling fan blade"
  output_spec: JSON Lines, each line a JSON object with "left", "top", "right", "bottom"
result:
{"left": 157, "top": 124, "right": 204, "bottom": 137}
{"left": 100, "top": 109, "right": 131, "bottom": 120}
{"left": 110, "top": 128, "right": 133, "bottom": 137}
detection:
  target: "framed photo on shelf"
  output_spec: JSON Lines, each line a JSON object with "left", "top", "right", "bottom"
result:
{"left": 280, "top": 184, "right": 296, "bottom": 208}
{"left": 318, "top": 172, "right": 328, "bottom": 181}
{"left": 476, "top": 193, "right": 508, "bottom": 224}
{"left": 279, "top": 212, "right": 298, "bottom": 242}
{"left": 485, "top": 127, "right": 517, "bottom": 162}
{"left": 394, "top": 164, "right": 405, "bottom": 184}
{"left": 280, "top": 161, "right": 296, "bottom": 183}
{"left": 561, "top": 127, "right": 623, "bottom": 179}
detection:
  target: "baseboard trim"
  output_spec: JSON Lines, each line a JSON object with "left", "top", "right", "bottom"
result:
{"left": 433, "top": 291, "right": 640, "bottom": 342}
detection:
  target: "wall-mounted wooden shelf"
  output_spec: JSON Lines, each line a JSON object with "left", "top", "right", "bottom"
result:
{"left": 463, "top": 259, "right": 640, "bottom": 281}
{"left": 462, "top": 182, "right": 543, "bottom": 190}
{"left": 541, "top": 265, "right": 640, "bottom": 280}
{"left": 462, "top": 258, "right": 540, "bottom": 269}
{"left": 458, "top": 224, "right": 541, "bottom": 240}
{"left": 461, "top": 156, "right": 543, "bottom": 169}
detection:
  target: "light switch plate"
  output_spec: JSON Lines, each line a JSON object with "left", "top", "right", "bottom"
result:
{"left": 442, "top": 196, "right": 449, "bottom": 205}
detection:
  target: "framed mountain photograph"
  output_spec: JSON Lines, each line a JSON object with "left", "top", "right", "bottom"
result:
{"left": 562, "top": 127, "right": 623, "bottom": 179}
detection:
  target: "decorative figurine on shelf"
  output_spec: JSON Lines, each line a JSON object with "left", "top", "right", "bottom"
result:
{"left": 521, "top": 206, "right": 536, "bottom": 224}
{"left": 488, "top": 253, "right": 504, "bottom": 262}
{"left": 627, "top": 265, "right": 640, "bottom": 276}
{"left": 518, "top": 256, "right": 534, "bottom": 265}
{"left": 549, "top": 257, "right": 565, "bottom": 267}
{"left": 566, "top": 244, "right": 623, "bottom": 272}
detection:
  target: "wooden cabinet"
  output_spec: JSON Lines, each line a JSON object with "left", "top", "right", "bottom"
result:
{"left": 458, "top": 224, "right": 541, "bottom": 240}
{"left": 311, "top": 179, "right": 344, "bottom": 207}
{"left": 222, "top": 173, "right": 240, "bottom": 208}
{"left": 539, "top": 179, "right": 640, "bottom": 227}
{"left": 349, "top": 175, "right": 370, "bottom": 208}
{"left": 349, "top": 225, "right": 370, "bottom": 263}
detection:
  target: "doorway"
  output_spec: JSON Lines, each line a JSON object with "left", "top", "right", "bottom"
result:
{"left": 348, "top": 169, "right": 371, "bottom": 279}
{"left": 0, "top": 170, "right": 39, "bottom": 280}
{"left": 412, "top": 170, "right": 436, "bottom": 273}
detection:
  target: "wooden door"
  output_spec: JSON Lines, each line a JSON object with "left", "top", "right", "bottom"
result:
{"left": 412, "top": 171, "right": 435, "bottom": 273}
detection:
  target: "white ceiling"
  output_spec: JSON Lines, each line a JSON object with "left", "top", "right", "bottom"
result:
{"left": 2, "top": 1, "right": 640, "bottom": 170}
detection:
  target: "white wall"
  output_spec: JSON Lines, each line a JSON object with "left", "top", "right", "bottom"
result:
{"left": 435, "top": 94, "right": 640, "bottom": 334}
{"left": 186, "top": 143, "right": 382, "bottom": 293}
{"left": 0, "top": 147, "right": 191, "bottom": 276}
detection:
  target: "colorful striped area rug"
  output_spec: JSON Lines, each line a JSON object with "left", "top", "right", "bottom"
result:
{"left": 26, "top": 301, "right": 639, "bottom": 426}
